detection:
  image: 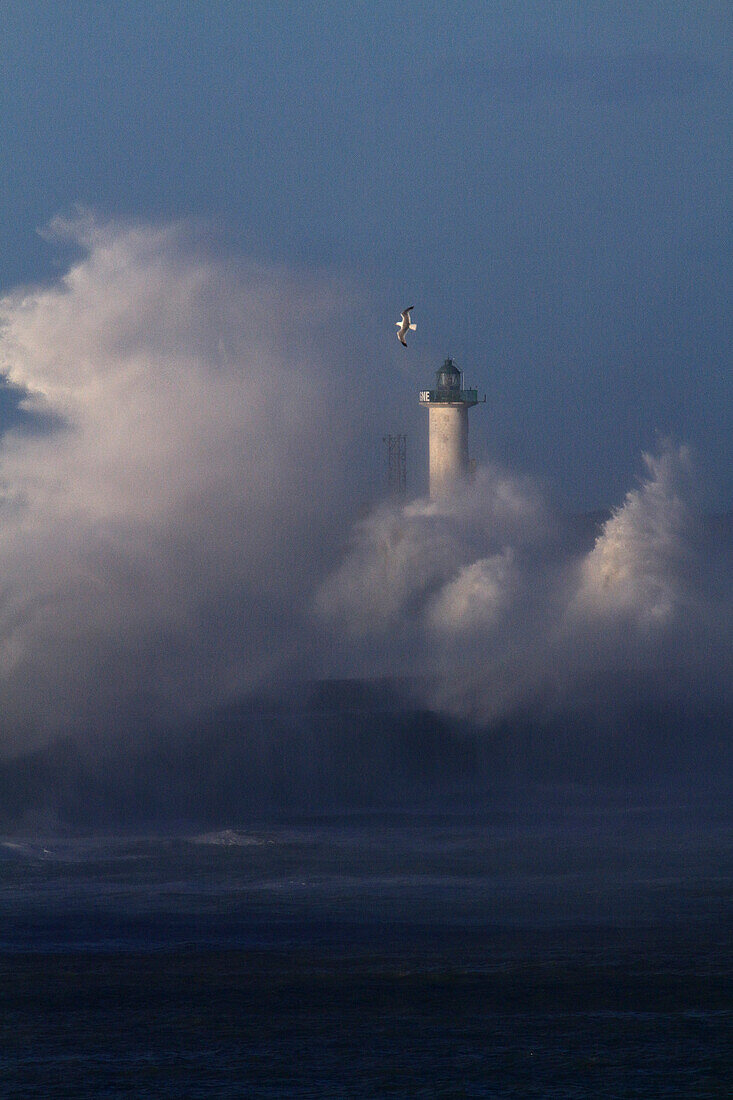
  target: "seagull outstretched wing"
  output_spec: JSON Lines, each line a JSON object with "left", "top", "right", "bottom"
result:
{"left": 396, "top": 306, "right": 417, "bottom": 346}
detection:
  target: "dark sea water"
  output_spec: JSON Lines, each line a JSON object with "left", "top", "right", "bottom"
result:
{"left": 1, "top": 797, "right": 731, "bottom": 1097}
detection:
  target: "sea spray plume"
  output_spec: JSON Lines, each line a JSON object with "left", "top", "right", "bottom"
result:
{"left": 0, "top": 214, "right": 372, "bottom": 754}
{"left": 564, "top": 442, "right": 733, "bottom": 696}
{"left": 0, "top": 218, "right": 728, "bottom": 759}
{"left": 317, "top": 447, "right": 731, "bottom": 724}
{"left": 577, "top": 445, "right": 694, "bottom": 624}
{"left": 314, "top": 463, "right": 551, "bottom": 676}
{"left": 427, "top": 548, "right": 516, "bottom": 634}
{"left": 435, "top": 445, "right": 732, "bottom": 722}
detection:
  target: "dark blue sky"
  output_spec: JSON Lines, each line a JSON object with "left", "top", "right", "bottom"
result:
{"left": 1, "top": 0, "right": 730, "bottom": 507}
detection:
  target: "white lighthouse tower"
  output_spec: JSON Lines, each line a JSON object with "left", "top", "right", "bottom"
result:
{"left": 419, "top": 359, "right": 482, "bottom": 499}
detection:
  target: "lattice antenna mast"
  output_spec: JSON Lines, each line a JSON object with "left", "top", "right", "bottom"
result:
{"left": 383, "top": 434, "right": 407, "bottom": 498}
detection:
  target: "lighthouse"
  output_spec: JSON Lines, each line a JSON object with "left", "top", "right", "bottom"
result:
{"left": 419, "top": 359, "right": 483, "bottom": 499}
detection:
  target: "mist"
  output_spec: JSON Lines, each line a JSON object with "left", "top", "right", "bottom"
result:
{"left": 317, "top": 447, "right": 731, "bottom": 724}
{"left": 0, "top": 215, "right": 375, "bottom": 753}
{"left": 0, "top": 216, "right": 729, "bottom": 805}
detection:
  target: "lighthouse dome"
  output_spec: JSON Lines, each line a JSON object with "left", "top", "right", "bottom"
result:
{"left": 436, "top": 358, "right": 461, "bottom": 393}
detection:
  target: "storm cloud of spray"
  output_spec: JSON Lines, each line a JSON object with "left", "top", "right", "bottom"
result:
{"left": 0, "top": 215, "right": 729, "bottom": 760}
{"left": 316, "top": 448, "right": 732, "bottom": 724}
{"left": 0, "top": 215, "right": 374, "bottom": 754}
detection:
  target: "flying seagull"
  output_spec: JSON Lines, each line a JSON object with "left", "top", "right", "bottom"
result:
{"left": 396, "top": 306, "right": 416, "bottom": 347}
